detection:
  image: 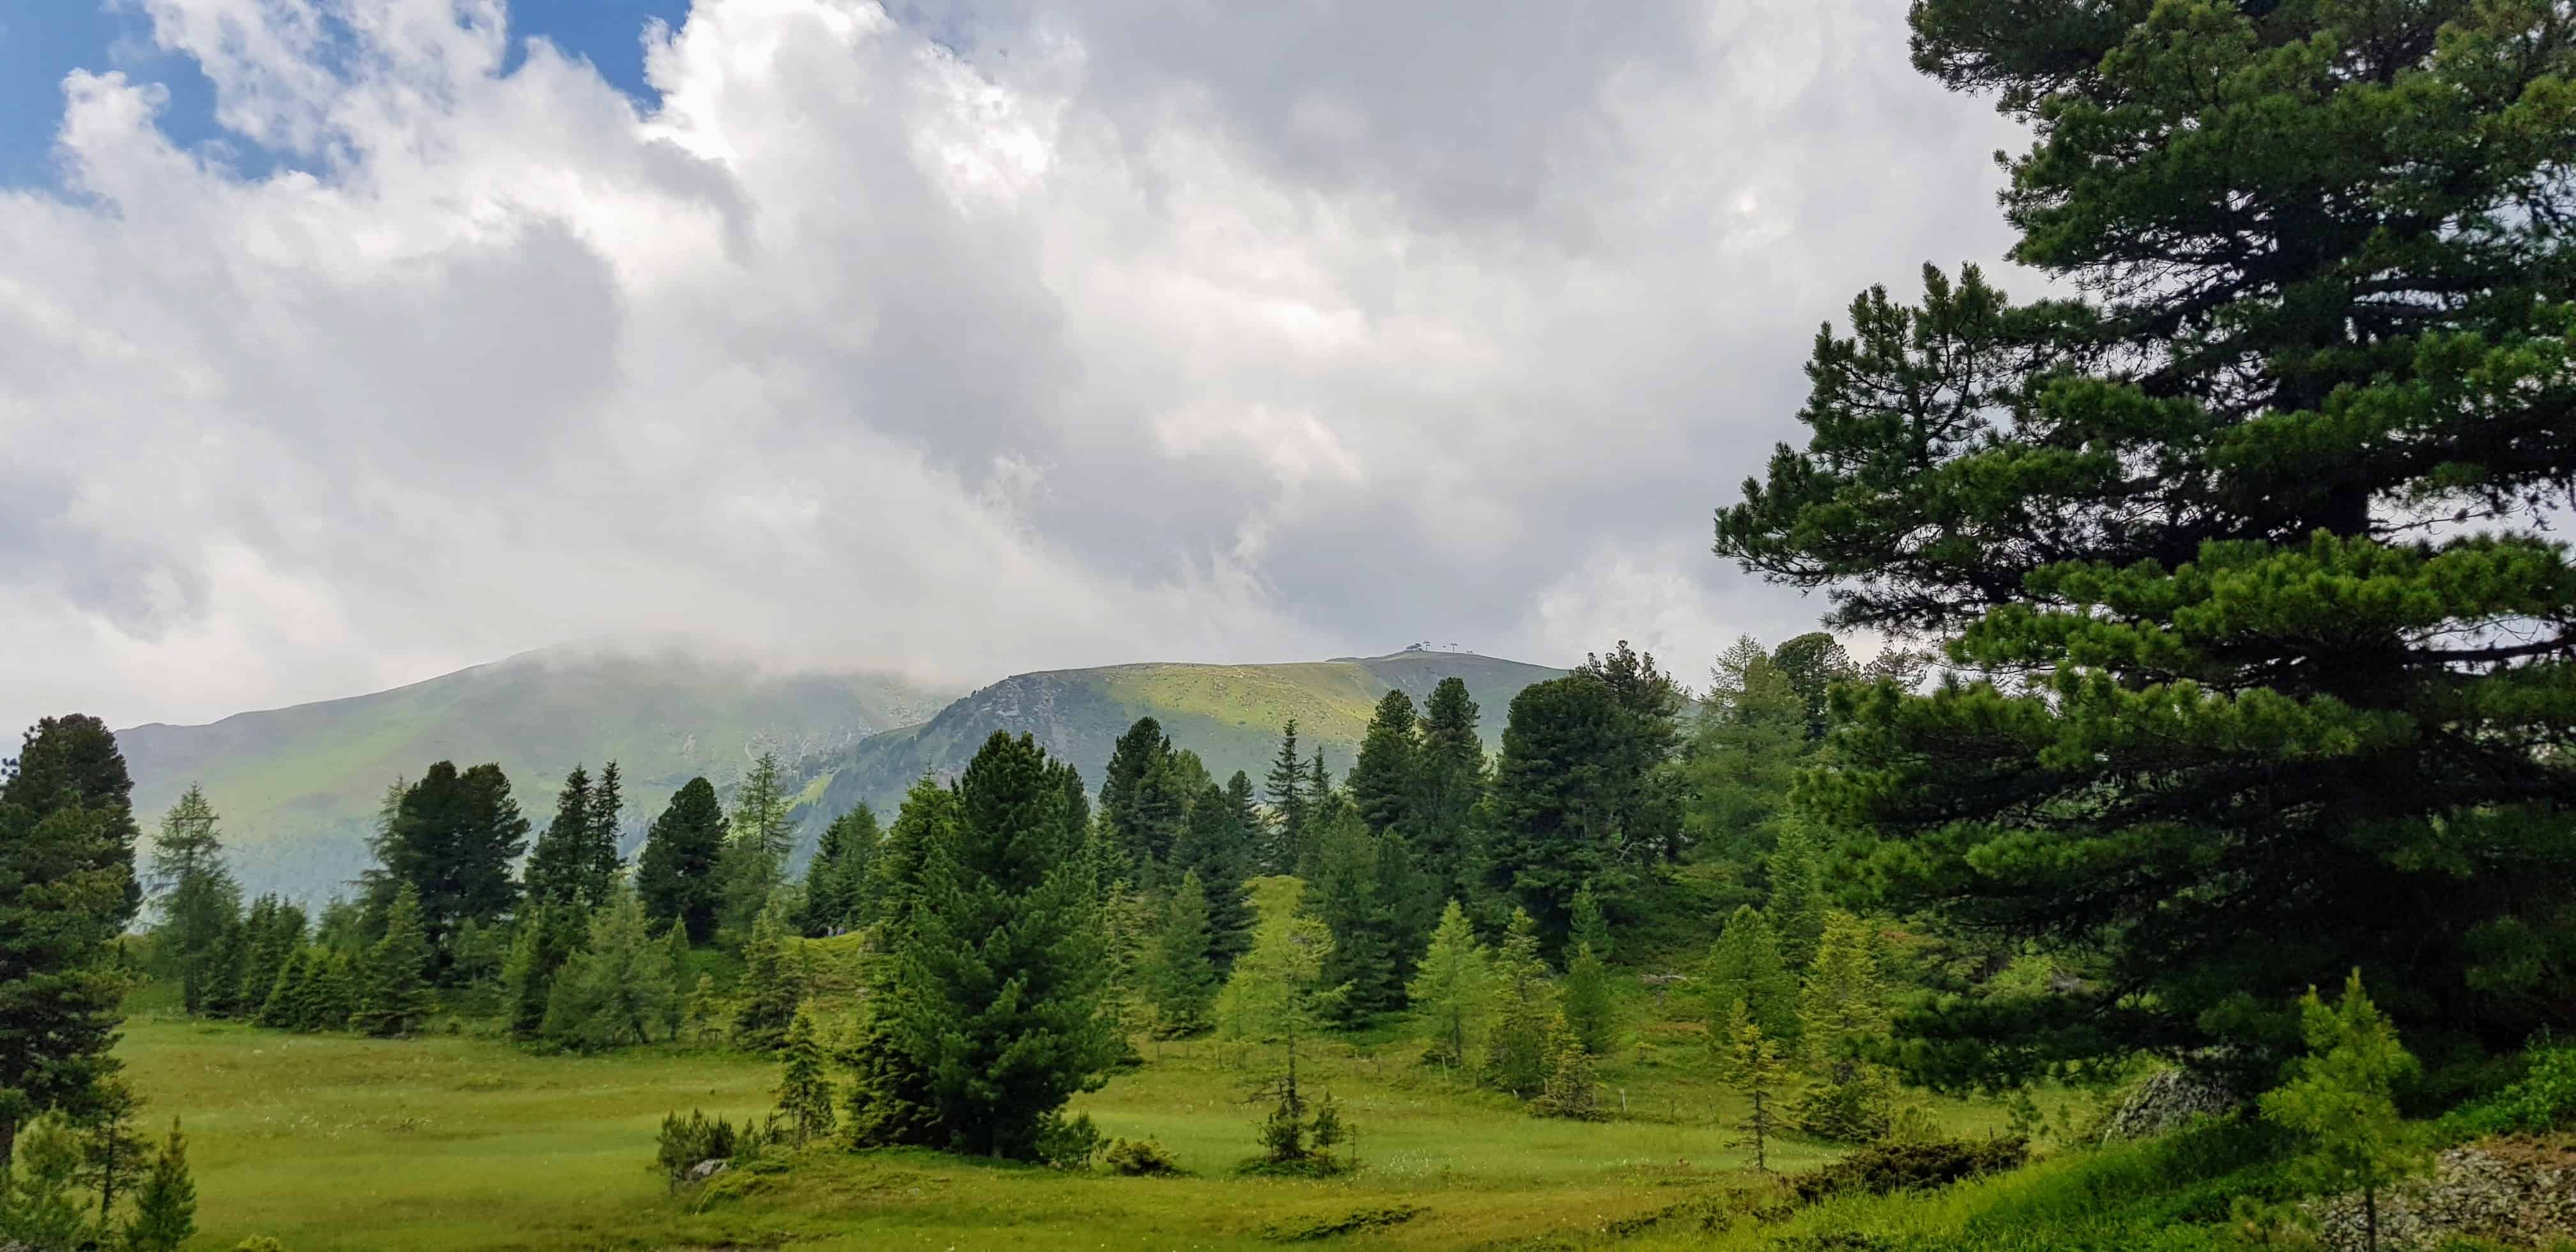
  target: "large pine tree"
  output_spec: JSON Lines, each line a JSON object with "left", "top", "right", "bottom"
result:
{"left": 634, "top": 777, "right": 726, "bottom": 943}
{"left": 520, "top": 767, "right": 594, "bottom": 913}
{"left": 370, "top": 762, "right": 529, "bottom": 977}
{"left": 0, "top": 715, "right": 138, "bottom": 1164}
{"left": 1478, "top": 676, "right": 1628, "bottom": 950}
{"left": 1413, "top": 677, "right": 1487, "bottom": 896}
{"left": 1100, "top": 717, "right": 1188, "bottom": 877}
{"left": 875, "top": 733, "right": 1119, "bottom": 1159}
{"left": 1717, "top": 0, "right": 2576, "bottom": 1088}
{"left": 1170, "top": 777, "right": 1257, "bottom": 973}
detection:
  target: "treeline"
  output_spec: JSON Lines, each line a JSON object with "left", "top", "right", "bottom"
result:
{"left": 0, "top": 716, "right": 198, "bottom": 1249}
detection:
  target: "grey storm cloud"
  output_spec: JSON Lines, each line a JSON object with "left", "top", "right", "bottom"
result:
{"left": 0, "top": 0, "right": 2024, "bottom": 735}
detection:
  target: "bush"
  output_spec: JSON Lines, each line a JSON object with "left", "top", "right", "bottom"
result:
{"left": 653, "top": 1110, "right": 746, "bottom": 1186}
{"left": 1789, "top": 1135, "right": 2030, "bottom": 1203}
{"left": 2442, "top": 1044, "right": 2576, "bottom": 1138}
{"left": 1034, "top": 1111, "right": 1105, "bottom": 1170}
{"left": 1101, "top": 1138, "right": 1183, "bottom": 1176}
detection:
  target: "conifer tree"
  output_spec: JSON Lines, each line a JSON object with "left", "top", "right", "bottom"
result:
{"left": 730, "top": 903, "right": 804, "bottom": 1052}
{"left": 1800, "top": 912, "right": 1889, "bottom": 1076}
{"left": 1561, "top": 942, "right": 1616, "bottom": 1057}
{"left": 3, "top": 1110, "right": 91, "bottom": 1248}
{"left": 121, "top": 1117, "right": 195, "bottom": 1252}
{"left": 500, "top": 905, "right": 583, "bottom": 1042}
{"left": 1307, "top": 813, "right": 1397, "bottom": 1022}
{"left": 1568, "top": 880, "right": 1611, "bottom": 963}
{"left": 1375, "top": 830, "right": 1440, "bottom": 989}
{"left": 1482, "top": 908, "right": 1556, "bottom": 1097}
{"left": 1141, "top": 871, "right": 1221, "bottom": 1037}
{"left": 1407, "top": 901, "right": 1493, "bottom": 1069}
{"left": 1346, "top": 690, "right": 1420, "bottom": 836}
{"left": 256, "top": 948, "right": 310, "bottom": 1030}
{"left": 801, "top": 803, "right": 879, "bottom": 935}
{"left": 1680, "top": 637, "right": 1807, "bottom": 869}
{"left": 1718, "top": 0, "right": 2576, "bottom": 1088}
{"left": 197, "top": 913, "right": 250, "bottom": 1019}
{"left": 582, "top": 760, "right": 624, "bottom": 910}
{"left": 1531, "top": 1015, "right": 1606, "bottom": 1120}
{"left": 521, "top": 767, "right": 593, "bottom": 913}
{"left": 1213, "top": 902, "right": 1338, "bottom": 1135}
{"left": 233, "top": 896, "right": 296, "bottom": 1020}
{"left": 877, "top": 733, "right": 1119, "bottom": 1158}
{"left": 148, "top": 786, "right": 240, "bottom": 1016}
{"left": 354, "top": 883, "right": 434, "bottom": 1037}
{"left": 76, "top": 1078, "right": 146, "bottom": 1227}
{"left": 683, "top": 973, "right": 724, "bottom": 1044}
{"left": 368, "top": 761, "right": 529, "bottom": 977}
{"left": 1705, "top": 905, "right": 1799, "bottom": 1044}
{"left": 1262, "top": 720, "right": 1308, "bottom": 874}
{"left": 718, "top": 752, "right": 793, "bottom": 938}
{"left": 870, "top": 775, "right": 960, "bottom": 932}
{"left": 1479, "top": 676, "right": 1632, "bottom": 952}
{"left": 1170, "top": 778, "right": 1257, "bottom": 973}
{"left": 1305, "top": 748, "right": 1333, "bottom": 818}
{"left": 543, "top": 890, "right": 677, "bottom": 1050}
{"left": 1765, "top": 826, "right": 1827, "bottom": 973}
{"left": 774, "top": 1009, "right": 838, "bottom": 1147}
{"left": 635, "top": 777, "right": 726, "bottom": 943}
{"left": 1100, "top": 717, "right": 1187, "bottom": 876}
{"left": 305, "top": 950, "right": 355, "bottom": 1030}
{"left": 1413, "top": 678, "right": 1487, "bottom": 896}
{"left": 0, "top": 716, "right": 140, "bottom": 1165}
{"left": 1721, "top": 1002, "right": 1791, "bottom": 1173}
{"left": 2260, "top": 972, "right": 2432, "bottom": 1252}
{"left": 661, "top": 921, "right": 693, "bottom": 1037}
{"left": 1574, "top": 641, "right": 1689, "bottom": 861}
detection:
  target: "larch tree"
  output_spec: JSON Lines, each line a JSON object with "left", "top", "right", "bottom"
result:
{"left": 1407, "top": 901, "right": 1493, "bottom": 1069}
{"left": 718, "top": 752, "right": 794, "bottom": 938}
{"left": 542, "top": 889, "right": 677, "bottom": 1050}
{"left": 1482, "top": 908, "right": 1556, "bottom": 1097}
{"left": 148, "top": 786, "right": 239, "bottom": 1017}
{"left": 1715, "top": 0, "right": 2576, "bottom": 1090}
{"left": 1705, "top": 905, "right": 1799, "bottom": 1044}
{"left": 636, "top": 777, "right": 727, "bottom": 943}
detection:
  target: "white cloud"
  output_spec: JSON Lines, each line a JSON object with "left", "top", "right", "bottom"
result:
{"left": 0, "top": 0, "right": 2023, "bottom": 734}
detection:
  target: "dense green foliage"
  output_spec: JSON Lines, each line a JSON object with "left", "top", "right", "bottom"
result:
{"left": 366, "top": 761, "right": 529, "bottom": 979}
{"left": 1717, "top": 0, "right": 2576, "bottom": 1091}
{"left": 636, "top": 777, "right": 726, "bottom": 943}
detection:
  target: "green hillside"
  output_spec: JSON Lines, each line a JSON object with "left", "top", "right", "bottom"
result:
{"left": 793, "top": 650, "right": 1565, "bottom": 830}
{"left": 118, "top": 646, "right": 961, "bottom": 901}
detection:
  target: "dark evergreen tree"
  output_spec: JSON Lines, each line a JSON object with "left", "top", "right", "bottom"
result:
{"left": 1573, "top": 641, "right": 1689, "bottom": 862}
{"left": 1375, "top": 831, "right": 1441, "bottom": 989}
{"left": 1261, "top": 720, "right": 1308, "bottom": 874}
{"left": 1307, "top": 811, "right": 1398, "bottom": 1023}
{"left": 583, "top": 760, "right": 624, "bottom": 909}
{"left": 521, "top": 767, "right": 594, "bottom": 913}
{"left": 774, "top": 1009, "right": 837, "bottom": 1145}
{"left": 871, "top": 775, "right": 960, "bottom": 931}
{"left": 148, "top": 786, "right": 240, "bottom": 1016}
{"left": 1346, "top": 689, "right": 1420, "bottom": 836}
{"left": 1716, "top": 0, "right": 2576, "bottom": 1089}
{"left": 1478, "top": 675, "right": 1627, "bottom": 951}
{"left": 1140, "top": 871, "right": 1220, "bottom": 1036}
{"left": 233, "top": 896, "right": 303, "bottom": 1022}
{"left": 1170, "top": 779, "right": 1256, "bottom": 973}
{"left": 369, "top": 761, "right": 529, "bottom": 977}
{"left": 1100, "top": 717, "right": 1188, "bottom": 876}
{"left": 730, "top": 903, "right": 803, "bottom": 1051}
{"left": 75, "top": 1077, "right": 146, "bottom": 1228}
{"left": 0, "top": 733, "right": 136, "bottom": 1164}
{"left": 800, "top": 803, "right": 879, "bottom": 936}
{"left": 877, "top": 732, "right": 1120, "bottom": 1159}
{"left": 3, "top": 714, "right": 142, "bottom": 920}
{"left": 634, "top": 777, "right": 725, "bottom": 943}
{"left": 354, "top": 883, "right": 434, "bottom": 1037}
{"left": 501, "top": 906, "right": 583, "bottom": 1042}
{"left": 256, "top": 947, "right": 310, "bottom": 1030}
{"left": 1768, "top": 632, "right": 1856, "bottom": 744}
{"left": 1679, "top": 637, "right": 1808, "bottom": 869}
{"left": 1413, "top": 677, "right": 1487, "bottom": 896}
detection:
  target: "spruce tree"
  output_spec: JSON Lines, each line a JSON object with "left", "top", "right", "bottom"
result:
{"left": 683, "top": 973, "right": 724, "bottom": 1044}
{"left": 1407, "top": 901, "right": 1493, "bottom": 1069}
{"left": 801, "top": 803, "right": 879, "bottom": 936}
{"left": 1768, "top": 632, "right": 1855, "bottom": 744}
{"left": 582, "top": 760, "right": 624, "bottom": 910}
{"left": 1262, "top": 720, "right": 1308, "bottom": 875}
{"left": 1413, "top": 678, "right": 1487, "bottom": 896}
{"left": 521, "top": 766, "right": 593, "bottom": 913}
{"left": 774, "top": 1009, "right": 837, "bottom": 1146}
{"left": 1561, "top": 942, "right": 1616, "bottom": 1057}
{"left": 354, "top": 883, "right": 435, "bottom": 1037}
{"left": 121, "top": 1117, "right": 195, "bottom": 1252}
{"left": 1679, "top": 637, "right": 1807, "bottom": 869}
{"left": 730, "top": 903, "right": 804, "bottom": 1052}
{"left": 1573, "top": 641, "right": 1689, "bottom": 861}
{"left": 1479, "top": 676, "right": 1629, "bottom": 951}
{"left": 871, "top": 775, "right": 960, "bottom": 931}
{"left": 1482, "top": 908, "right": 1556, "bottom": 1097}
{"left": 875, "top": 733, "right": 1118, "bottom": 1158}
{"left": 148, "top": 786, "right": 240, "bottom": 1016}
{"left": 1568, "top": 880, "right": 1612, "bottom": 963}
{"left": 1141, "top": 872, "right": 1220, "bottom": 1037}
{"left": 76, "top": 1078, "right": 146, "bottom": 1227}
{"left": 1346, "top": 690, "right": 1420, "bottom": 836}
{"left": 636, "top": 777, "right": 726, "bottom": 943}
{"left": 256, "top": 948, "right": 309, "bottom": 1030}
{"left": 1531, "top": 1015, "right": 1606, "bottom": 1120}
{"left": 1307, "top": 811, "right": 1397, "bottom": 1023}
{"left": 2260, "top": 972, "right": 2432, "bottom": 1252}
{"left": 1705, "top": 905, "right": 1798, "bottom": 1044}
{"left": 1765, "top": 827, "right": 1827, "bottom": 973}
{"left": 1100, "top": 717, "right": 1187, "bottom": 876}
{"left": 305, "top": 950, "right": 355, "bottom": 1030}
{"left": 0, "top": 717, "right": 139, "bottom": 1164}
{"left": 1717, "top": 0, "right": 2576, "bottom": 1088}
{"left": 718, "top": 753, "right": 793, "bottom": 938}
{"left": 1170, "top": 778, "right": 1257, "bottom": 973}
{"left": 542, "top": 890, "right": 678, "bottom": 1050}
{"left": 501, "top": 905, "right": 583, "bottom": 1042}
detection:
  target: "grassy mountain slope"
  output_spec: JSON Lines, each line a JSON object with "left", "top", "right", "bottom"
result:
{"left": 118, "top": 646, "right": 960, "bottom": 901}
{"left": 795, "top": 650, "right": 1565, "bottom": 829}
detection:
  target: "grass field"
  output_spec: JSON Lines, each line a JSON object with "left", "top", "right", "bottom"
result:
{"left": 113, "top": 975, "right": 2025, "bottom": 1251}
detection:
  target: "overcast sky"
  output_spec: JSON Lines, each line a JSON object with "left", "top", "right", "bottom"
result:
{"left": 0, "top": 0, "right": 2024, "bottom": 735}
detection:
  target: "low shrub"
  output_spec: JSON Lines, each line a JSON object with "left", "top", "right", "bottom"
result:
{"left": 1790, "top": 1135, "right": 2030, "bottom": 1203}
{"left": 2442, "top": 1044, "right": 2576, "bottom": 1138}
{"left": 1035, "top": 1111, "right": 1105, "bottom": 1170}
{"left": 1101, "top": 1138, "right": 1183, "bottom": 1176}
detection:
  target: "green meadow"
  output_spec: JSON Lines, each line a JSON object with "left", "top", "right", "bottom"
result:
{"left": 115, "top": 979, "right": 2028, "bottom": 1251}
